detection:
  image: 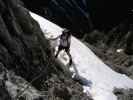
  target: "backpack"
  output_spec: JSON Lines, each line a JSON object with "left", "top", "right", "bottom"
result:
{"left": 60, "top": 35, "right": 71, "bottom": 47}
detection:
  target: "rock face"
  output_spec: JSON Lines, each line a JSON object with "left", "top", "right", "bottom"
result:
{"left": 83, "top": 30, "right": 133, "bottom": 79}
{"left": 114, "top": 88, "right": 133, "bottom": 100}
{"left": 46, "top": 0, "right": 93, "bottom": 36}
{"left": 22, "top": 0, "right": 132, "bottom": 36}
{"left": 0, "top": 0, "right": 91, "bottom": 99}
{"left": 0, "top": 0, "right": 53, "bottom": 87}
{"left": 22, "top": 0, "right": 93, "bottom": 38}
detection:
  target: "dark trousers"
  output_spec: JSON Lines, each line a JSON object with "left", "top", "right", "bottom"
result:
{"left": 55, "top": 45, "right": 72, "bottom": 65}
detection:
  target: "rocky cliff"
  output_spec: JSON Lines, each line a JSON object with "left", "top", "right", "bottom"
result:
{"left": 0, "top": 0, "right": 91, "bottom": 99}
{"left": 22, "top": 0, "right": 132, "bottom": 36}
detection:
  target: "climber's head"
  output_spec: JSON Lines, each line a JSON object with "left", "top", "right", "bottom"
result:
{"left": 62, "top": 28, "right": 71, "bottom": 36}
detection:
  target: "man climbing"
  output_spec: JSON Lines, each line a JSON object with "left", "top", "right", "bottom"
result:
{"left": 50, "top": 28, "right": 72, "bottom": 65}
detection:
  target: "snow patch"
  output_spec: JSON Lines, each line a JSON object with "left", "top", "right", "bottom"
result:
{"left": 30, "top": 12, "right": 133, "bottom": 100}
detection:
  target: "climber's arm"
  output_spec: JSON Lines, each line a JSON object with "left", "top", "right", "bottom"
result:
{"left": 48, "top": 35, "right": 61, "bottom": 41}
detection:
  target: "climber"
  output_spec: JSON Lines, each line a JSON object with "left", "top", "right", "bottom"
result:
{"left": 50, "top": 28, "right": 72, "bottom": 65}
